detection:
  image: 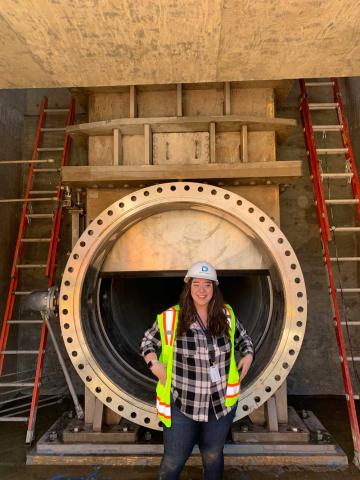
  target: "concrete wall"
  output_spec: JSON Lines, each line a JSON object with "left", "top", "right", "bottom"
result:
{"left": 0, "top": 91, "right": 25, "bottom": 321}
{"left": 3, "top": 79, "right": 359, "bottom": 397}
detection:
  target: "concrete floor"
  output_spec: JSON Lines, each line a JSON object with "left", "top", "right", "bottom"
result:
{"left": 0, "top": 397, "right": 359, "bottom": 479}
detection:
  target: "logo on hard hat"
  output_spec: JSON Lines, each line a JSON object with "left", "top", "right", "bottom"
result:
{"left": 201, "top": 266, "right": 209, "bottom": 272}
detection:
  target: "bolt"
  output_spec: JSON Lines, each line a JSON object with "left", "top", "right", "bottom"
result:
{"left": 144, "top": 431, "right": 152, "bottom": 441}
{"left": 49, "top": 431, "right": 58, "bottom": 442}
{"left": 122, "top": 426, "right": 128, "bottom": 432}
{"left": 73, "top": 426, "right": 79, "bottom": 433}
{"left": 240, "top": 424, "right": 249, "bottom": 433}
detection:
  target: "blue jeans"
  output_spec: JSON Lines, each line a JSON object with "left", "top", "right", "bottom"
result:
{"left": 159, "top": 402, "right": 237, "bottom": 480}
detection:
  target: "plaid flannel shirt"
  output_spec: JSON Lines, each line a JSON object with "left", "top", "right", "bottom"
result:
{"left": 140, "top": 311, "right": 254, "bottom": 422}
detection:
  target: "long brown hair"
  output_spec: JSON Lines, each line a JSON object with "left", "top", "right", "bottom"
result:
{"left": 177, "top": 279, "right": 229, "bottom": 337}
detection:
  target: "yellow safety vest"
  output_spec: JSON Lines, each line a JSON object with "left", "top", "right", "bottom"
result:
{"left": 156, "top": 304, "right": 240, "bottom": 427}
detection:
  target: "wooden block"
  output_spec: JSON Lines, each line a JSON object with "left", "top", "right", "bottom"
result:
{"left": 144, "top": 124, "right": 153, "bottom": 165}
{"left": 137, "top": 88, "right": 176, "bottom": 117}
{"left": 231, "top": 87, "right": 274, "bottom": 117}
{"left": 177, "top": 84, "right": 183, "bottom": 117}
{"left": 241, "top": 125, "right": 248, "bottom": 163}
{"left": 224, "top": 82, "right": 231, "bottom": 115}
{"left": 275, "top": 381, "right": 288, "bottom": 424}
{"left": 88, "top": 92, "right": 130, "bottom": 122}
{"left": 183, "top": 87, "right": 224, "bottom": 116}
{"left": 248, "top": 131, "right": 276, "bottom": 163}
{"left": 153, "top": 132, "right": 210, "bottom": 165}
{"left": 88, "top": 136, "right": 113, "bottom": 166}
{"left": 210, "top": 122, "right": 216, "bottom": 163}
{"left": 122, "top": 134, "right": 145, "bottom": 165}
{"left": 113, "top": 129, "right": 122, "bottom": 165}
{"left": 248, "top": 403, "right": 266, "bottom": 426}
{"left": 215, "top": 132, "right": 241, "bottom": 163}
{"left": 104, "top": 406, "right": 122, "bottom": 426}
{"left": 92, "top": 398, "right": 104, "bottom": 432}
{"left": 265, "top": 397, "right": 279, "bottom": 432}
{"left": 84, "top": 386, "right": 96, "bottom": 425}
{"left": 129, "top": 85, "right": 137, "bottom": 118}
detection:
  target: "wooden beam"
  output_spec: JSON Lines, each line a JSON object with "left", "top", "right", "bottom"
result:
{"left": 67, "top": 114, "right": 296, "bottom": 143}
{"left": 62, "top": 160, "right": 303, "bottom": 187}
{"left": 265, "top": 396, "right": 279, "bottom": 433}
{"left": 144, "top": 124, "right": 153, "bottom": 165}
{"left": 129, "top": 85, "right": 137, "bottom": 118}
{"left": 241, "top": 125, "right": 248, "bottom": 163}
{"left": 224, "top": 82, "right": 231, "bottom": 115}
{"left": 275, "top": 381, "right": 288, "bottom": 424}
{"left": 92, "top": 398, "right": 104, "bottom": 432}
{"left": 176, "top": 84, "right": 183, "bottom": 117}
{"left": 113, "top": 129, "right": 122, "bottom": 165}
{"left": 210, "top": 122, "right": 216, "bottom": 163}
{"left": 84, "top": 387, "right": 96, "bottom": 425}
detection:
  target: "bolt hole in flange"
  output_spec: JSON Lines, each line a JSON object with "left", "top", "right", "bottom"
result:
{"left": 59, "top": 182, "right": 307, "bottom": 430}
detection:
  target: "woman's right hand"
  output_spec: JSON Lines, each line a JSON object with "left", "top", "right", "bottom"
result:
{"left": 151, "top": 362, "right": 167, "bottom": 385}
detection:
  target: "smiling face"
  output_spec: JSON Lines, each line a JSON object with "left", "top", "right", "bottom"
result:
{"left": 190, "top": 277, "right": 214, "bottom": 310}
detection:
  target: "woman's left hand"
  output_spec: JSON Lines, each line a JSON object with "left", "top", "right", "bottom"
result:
{"left": 237, "top": 353, "right": 253, "bottom": 380}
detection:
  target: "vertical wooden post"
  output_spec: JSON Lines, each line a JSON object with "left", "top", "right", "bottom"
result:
{"left": 224, "top": 82, "right": 231, "bottom": 115}
{"left": 92, "top": 397, "right": 104, "bottom": 432}
{"left": 275, "top": 381, "right": 288, "bottom": 423}
{"left": 210, "top": 122, "right": 216, "bottom": 164}
{"left": 113, "top": 129, "right": 122, "bottom": 165}
{"left": 84, "top": 386, "right": 96, "bottom": 425}
{"left": 265, "top": 396, "right": 279, "bottom": 432}
{"left": 130, "top": 85, "right": 137, "bottom": 118}
{"left": 241, "top": 125, "right": 248, "bottom": 163}
{"left": 144, "top": 124, "right": 153, "bottom": 165}
{"left": 177, "top": 84, "right": 183, "bottom": 117}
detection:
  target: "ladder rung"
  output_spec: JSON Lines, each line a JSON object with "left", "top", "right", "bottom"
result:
{"left": 305, "top": 81, "right": 334, "bottom": 87}
{"left": 0, "top": 417, "right": 28, "bottom": 422}
{"left": 0, "top": 159, "right": 54, "bottom": 165}
{"left": 321, "top": 173, "right": 353, "bottom": 179}
{"left": 0, "top": 197, "right": 58, "bottom": 203}
{"left": 331, "top": 257, "right": 360, "bottom": 262}
{"left": 34, "top": 168, "right": 60, "bottom": 173}
{"left": 0, "top": 350, "right": 39, "bottom": 354}
{"left": 12, "top": 291, "right": 32, "bottom": 296}
{"left": 331, "top": 226, "right": 360, "bottom": 233}
{"left": 0, "top": 382, "right": 35, "bottom": 387}
{"left": 347, "top": 357, "right": 360, "bottom": 361}
{"left": 341, "top": 321, "right": 360, "bottom": 325}
{"left": 30, "top": 190, "right": 58, "bottom": 195}
{"left": 316, "top": 148, "right": 348, "bottom": 155}
{"left": 44, "top": 108, "right": 69, "bottom": 114}
{"left": 21, "top": 238, "right": 51, "bottom": 243}
{"left": 313, "top": 125, "right": 344, "bottom": 132}
{"left": 37, "top": 147, "right": 64, "bottom": 152}
{"left": 309, "top": 102, "right": 339, "bottom": 110}
{"left": 7, "top": 320, "right": 43, "bottom": 324}
{"left": 354, "top": 395, "right": 360, "bottom": 400}
{"left": 40, "top": 127, "right": 66, "bottom": 132}
{"left": 336, "top": 288, "right": 360, "bottom": 293}
{"left": 26, "top": 214, "right": 54, "bottom": 219}
{"left": 325, "top": 199, "right": 359, "bottom": 205}
{"left": 16, "top": 264, "right": 46, "bottom": 269}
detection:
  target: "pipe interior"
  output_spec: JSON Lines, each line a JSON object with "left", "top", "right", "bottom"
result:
{"left": 81, "top": 271, "right": 284, "bottom": 405}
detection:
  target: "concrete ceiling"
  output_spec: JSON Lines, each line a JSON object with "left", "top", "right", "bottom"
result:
{"left": 1, "top": 0, "right": 359, "bottom": 88}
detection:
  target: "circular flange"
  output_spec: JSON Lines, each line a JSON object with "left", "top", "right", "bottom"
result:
{"left": 60, "top": 182, "right": 307, "bottom": 430}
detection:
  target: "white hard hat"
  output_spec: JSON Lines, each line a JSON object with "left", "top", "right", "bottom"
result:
{"left": 184, "top": 261, "right": 219, "bottom": 285}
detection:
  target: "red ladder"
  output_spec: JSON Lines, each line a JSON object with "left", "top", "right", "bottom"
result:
{"left": 0, "top": 96, "right": 75, "bottom": 444}
{"left": 299, "top": 78, "right": 360, "bottom": 466}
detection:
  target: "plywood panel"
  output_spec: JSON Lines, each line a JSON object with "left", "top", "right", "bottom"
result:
{"left": 183, "top": 88, "right": 224, "bottom": 116}
{"left": 122, "top": 135, "right": 145, "bottom": 165}
{"left": 216, "top": 132, "right": 241, "bottom": 163}
{"left": 248, "top": 132, "right": 276, "bottom": 163}
{"left": 137, "top": 89, "right": 177, "bottom": 118}
{"left": 86, "top": 188, "right": 136, "bottom": 224}
{"left": 153, "top": 132, "right": 209, "bottom": 165}
{"left": 89, "top": 93, "right": 129, "bottom": 122}
{"left": 231, "top": 88, "right": 274, "bottom": 117}
{"left": 88, "top": 136, "right": 113, "bottom": 166}
{"left": 227, "top": 185, "right": 280, "bottom": 224}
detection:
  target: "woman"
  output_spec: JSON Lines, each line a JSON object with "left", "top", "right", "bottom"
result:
{"left": 140, "top": 261, "right": 254, "bottom": 480}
